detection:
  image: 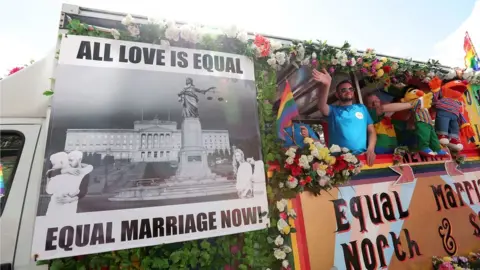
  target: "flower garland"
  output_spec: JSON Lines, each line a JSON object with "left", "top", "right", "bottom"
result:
{"left": 432, "top": 251, "right": 480, "bottom": 270}
{"left": 38, "top": 12, "right": 475, "bottom": 270}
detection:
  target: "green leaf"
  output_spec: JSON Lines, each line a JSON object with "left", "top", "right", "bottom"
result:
{"left": 238, "top": 263, "right": 248, "bottom": 270}
{"left": 50, "top": 260, "right": 65, "bottom": 270}
{"left": 43, "top": 90, "right": 54, "bottom": 96}
{"left": 200, "top": 239, "right": 211, "bottom": 250}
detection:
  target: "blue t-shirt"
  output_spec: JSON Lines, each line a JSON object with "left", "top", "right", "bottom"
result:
{"left": 282, "top": 123, "right": 319, "bottom": 148}
{"left": 327, "top": 104, "right": 373, "bottom": 154}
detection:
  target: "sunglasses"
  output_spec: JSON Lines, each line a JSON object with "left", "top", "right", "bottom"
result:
{"left": 338, "top": 87, "right": 355, "bottom": 93}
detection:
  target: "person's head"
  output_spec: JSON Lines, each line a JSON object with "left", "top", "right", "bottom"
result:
{"left": 50, "top": 152, "right": 69, "bottom": 170}
{"left": 364, "top": 92, "right": 381, "bottom": 109}
{"left": 186, "top": 78, "right": 193, "bottom": 85}
{"left": 234, "top": 149, "right": 245, "bottom": 163}
{"left": 68, "top": 150, "right": 83, "bottom": 168}
{"left": 335, "top": 79, "right": 355, "bottom": 103}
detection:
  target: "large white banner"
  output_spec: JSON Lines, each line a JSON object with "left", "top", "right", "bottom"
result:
{"left": 32, "top": 36, "right": 268, "bottom": 260}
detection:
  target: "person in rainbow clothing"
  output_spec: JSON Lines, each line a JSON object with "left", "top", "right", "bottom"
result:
{"left": 363, "top": 92, "right": 413, "bottom": 154}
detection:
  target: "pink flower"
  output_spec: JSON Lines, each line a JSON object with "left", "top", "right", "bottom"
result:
{"left": 356, "top": 57, "right": 363, "bottom": 64}
{"left": 328, "top": 67, "right": 335, "bottom": 74}
{"left": 8, "top": 67, "right": 23, "bottom": 76}
{"left": 360, "top": 68, "right": 368, "bottom": 74}
{"left": 230, "top": 245, "right": 240, "bottom": 254}
{"left": 439, "top": 262, "right": 454, "bottom": 270}
{"left": 311, "top": 59, "right": 318, "bottom": 67}
{"left": 224, "top": 265, "right": 233, "bottom": 270}
{"left": 347, "top": 60, "right": 352, "bottom": 66}
{"left": 318, "top": 178, "right": 329, "bottom": 187}
{"left": 279, "top": 212, "right": 288, "bottom": 220}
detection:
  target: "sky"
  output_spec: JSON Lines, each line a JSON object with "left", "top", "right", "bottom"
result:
{"left": 0, "top": 0, "right": 479, "bottom": 75}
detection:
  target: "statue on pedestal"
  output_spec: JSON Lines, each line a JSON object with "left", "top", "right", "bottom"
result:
{"left": 178, "top": 78, "right": 216, "bottom": 118}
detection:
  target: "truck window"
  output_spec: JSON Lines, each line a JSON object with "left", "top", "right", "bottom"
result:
{"left": 0, "top": 131, "right": 25, "bottom": 217}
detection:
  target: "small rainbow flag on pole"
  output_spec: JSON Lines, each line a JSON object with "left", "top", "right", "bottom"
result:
{"left": 276, "top": 81, "right": 299, "bottom": 140}
{"left": 0, "top": 164, "right": 4, "bottom": 198}
{"left": 464, "top": 32, "right": 480, "bottom": 71}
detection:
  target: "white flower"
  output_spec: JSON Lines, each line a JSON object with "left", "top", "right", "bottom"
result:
{"left": 339, "top": 58, "right": 348, "bottom": 66}
{"left": 298, "top": 155, "right": 310, "bottom": 169}
{"left": 237, "top": 30, "right": 249, "bottom": 43}
{"left": 285, "top": 148, "right": 296, "bottom": 157}
{"left": 276, "top": 199, "right": 288, "bottom": 212}
{"left": 342, "top": 170, "right": 350, "bottom": 177}
{"left": 316, "top": 169, "right": 326, "bottom": 177}
{"left": 349, "top": 57, "right": 356, "bottom": 66}
{"left": 391, "top": 61, "right": 399, "bottom": 70}
{"left": 427, "top": 71, "right": 435, "bottom": 78}
{"left": 354, "top": 167, "right": 361, "bottom": 174}
{"left": 331, "top": 58, "right": 339, "bottom": 65}
{"left": 286, "top": 177, "right": 298, "bottom": 189}
{"left": 422, "top": 77, "right": 431, "bottom": 83}
{"left": 350, "top": 48, "right": 358, "bottom": 54}
{"left": 314, "top": 142, "right": 325, "bottom": 148}
{"left": 311, "top": 149, "right": 319, "bottom": 158}
{"left": 329, "top": 144, "right": 341, "bottom": 153}
{"left": 341, "top": 147, "right": 349, "bottom": 153}
{"left": 223, "top": 25, "right": 239, "bottom": 38}
{"left": 110, "top": 29, "right": 120, "bottom": 40}
{"left": 286, "top": 156, "right": 294, "bottom": 165}
{"left": 267, "top": 57, "right": 277, "bottom": 69}
{"left": 287, "top": 209, "right": 297, "bottom": 218}
{"left": 270, "top": 40, "right": 283, "bottom": 52}
{"left": 121, "top": 14, "right": 135, "bottom": 25}
{"left": 343, "top": 153, "right": 357, "bottom": 163}
{"left": 282, "top": 245, "right": 293, "bottom": 253}
{"left": 307, "top": 155, "right": 314, "bottom": 162}
{"left": 275, "top": 52, "right": 287, "bottom": 66}
{"left": 165, "top": 25, "right": 180, "bottom": 41}
{"left": 274, "top": 235, "right": 284, "bottom": 246}
{"left": 160, "top": 40, "right": 170, "bottom": 47}
{"left": 279, "top": 182, "right": 285, "bottom": 188}
{"left": 274, "top": 248, "right": 287, "bottom": 260}
{"left": 312, "top": 52, "right": 317, "bottom": 59}
{"left": 277, "top": 218, "right": 290, "bottom": 234}
{"left": 282, "top": 260, "right": 289, "bottom": 268}
{"left": 179, "top": 24, "right": 202, "bottom": 43}
{"left": 296, "top": 43, "right": 305, "bottom": 61}
{"left": 300, "top": 56, "right": 311, "bottom": 66}
{"left": 127, "top": 25, "right": 140, "bottom": 37}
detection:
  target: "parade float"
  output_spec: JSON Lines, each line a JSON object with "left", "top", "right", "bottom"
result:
{"left": 1, "top": 4, "right": 480, "bottom": 270}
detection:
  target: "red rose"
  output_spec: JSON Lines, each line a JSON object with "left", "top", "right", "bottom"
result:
{"left": 305, "top": 176, "right": 312, "bottom": 183}
{"left": 299, "top": 179, "right": 306, "bottom": 186}
{"left": 290, "top": 165, "right": 302, "bottom": 177}
{"left": 383, "top": 65, "right": 392, "bottom": 73}
{"left": 334, "top": 159, "right": 348, "bottom": 172}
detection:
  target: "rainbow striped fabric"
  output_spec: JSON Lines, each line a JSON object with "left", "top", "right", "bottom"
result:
{"left": 0, "top": 164, "right": 4, "bottom": 198}
{"left": 277, "top": 81, "right": 299, "bottom": 140}
{"left": 464, "top": 32, "right": 480, "bottom": 71}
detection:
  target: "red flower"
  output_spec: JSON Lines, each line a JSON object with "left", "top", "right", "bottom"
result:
{"left": 230, "top": 245, "right": 240, "bottom": 254}
{"left": 8, "top": 67, "right": 23, "bottom": 76}
{"left": 305, "top": 176, "right": 312, "bottom": 183}
{"left": 87, "top": 25, "right": 94, "bottom": 31}
{"left": 268, "top": 160, "right": 281, "bottom": 172}
{"left": 326, "top": 167, "right": 334, "bottom": 176}
{"left": 290, "top": 165, "right": 302, "bottom": 177}
{"left": 279, "top": 212, "right": 288, "bottom": 220}
{"left": 382, "top": 65, "right": 392, "bottom": 74}
{"left": 254, "top": 35, "right": 271, "bottom": 57}
{"left": 334, "top": 159, "right": 348, "bottom": 172}
{"left": 299, "top": 179, "right": 306, "bottom": 186}
{"left": 348, "top": 165, "right": 355, "bottom": 171}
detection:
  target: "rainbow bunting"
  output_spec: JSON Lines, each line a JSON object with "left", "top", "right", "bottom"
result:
{"left": 0, "top": 164, "right": 4, "bottom": 198}
{"left": 464, "top": 32, "right": 480, "bottom": 71}
{"left": 277, "top": 81, "right": 299, "bottom": 140}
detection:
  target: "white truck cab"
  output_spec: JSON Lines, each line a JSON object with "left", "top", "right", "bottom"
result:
{"left": 0, "top": 50, "right": 56, "bottom": 270}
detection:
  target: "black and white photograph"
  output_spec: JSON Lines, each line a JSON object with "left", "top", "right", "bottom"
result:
{"left": 32, "top": 36, "right": 268, "bottom": 260}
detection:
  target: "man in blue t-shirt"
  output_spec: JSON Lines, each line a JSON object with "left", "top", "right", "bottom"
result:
{"left": 312, "top": 69, "right": 377, "bottom": 166}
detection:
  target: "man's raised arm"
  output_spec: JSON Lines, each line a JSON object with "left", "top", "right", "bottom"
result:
{"left": 312, "top": 69, "right": 332, "bottom": 116}
{"left": 382, "top": 102, "right": 412, "bottom": 113}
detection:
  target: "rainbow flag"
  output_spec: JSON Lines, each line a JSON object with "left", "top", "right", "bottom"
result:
{"left": 0, "top": 164, "right": 4, "bottom": 198}
{"left": 277, "top": 81, "right": 299, "bottom": 140}
{"left": 464, "top": 32, "right": 480, "bottom": 71}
